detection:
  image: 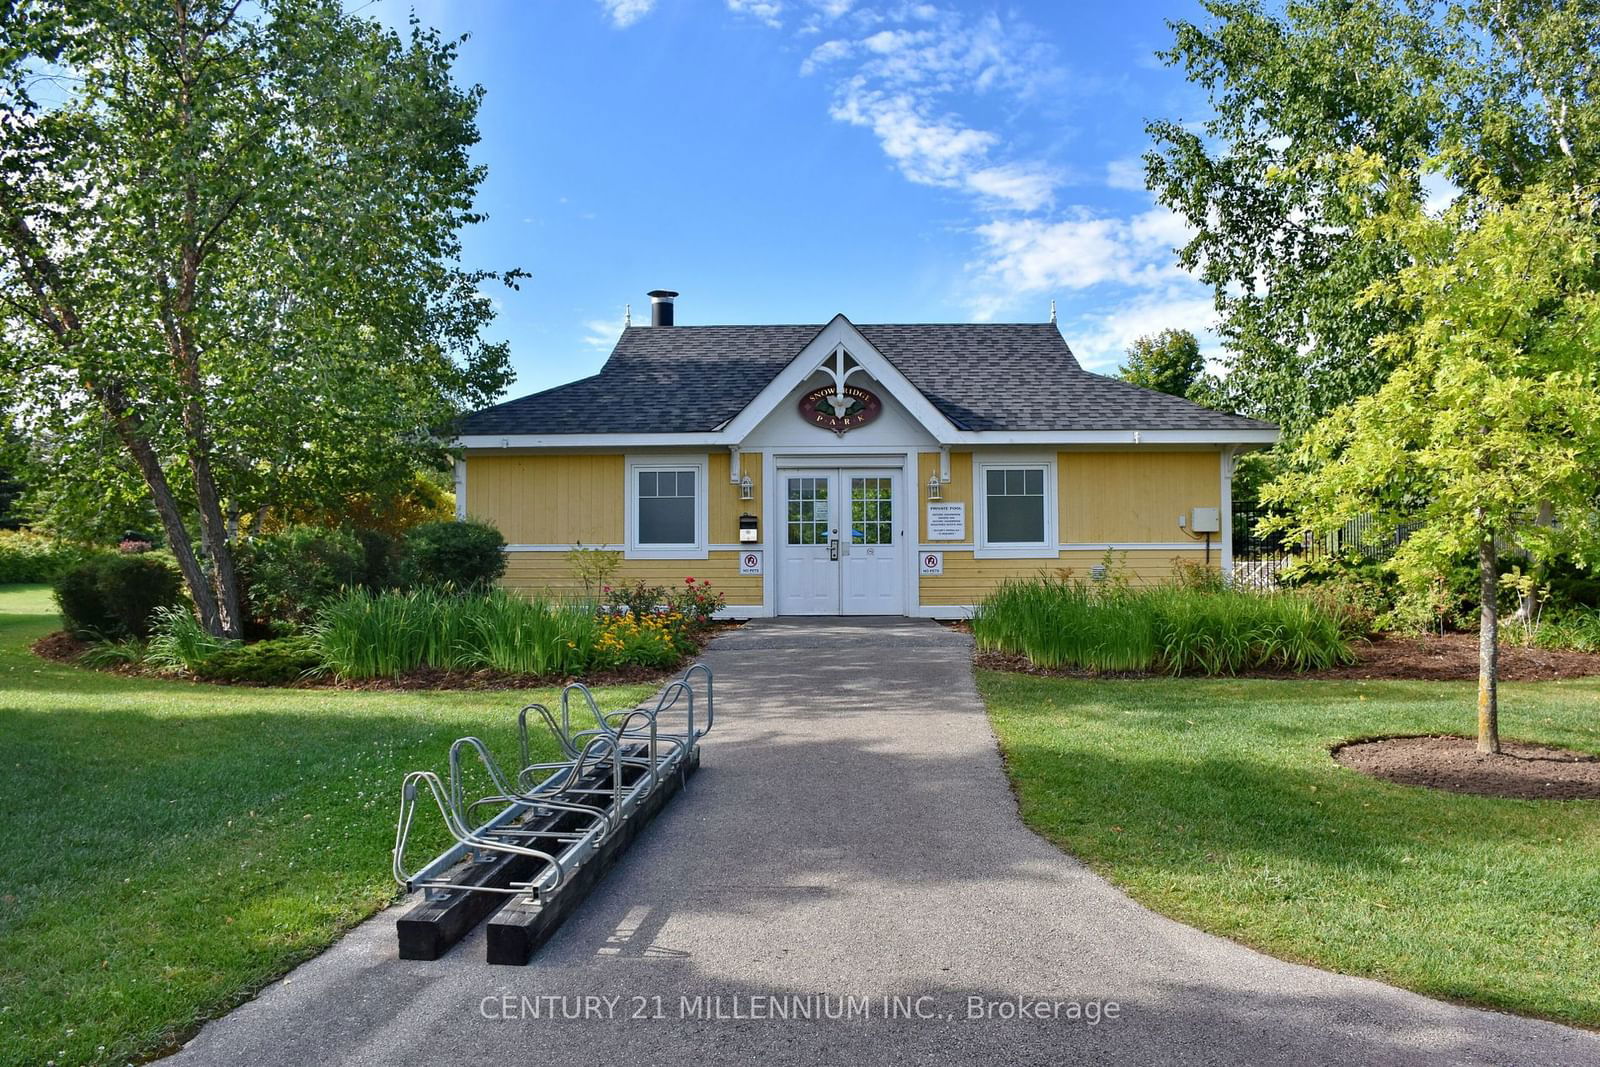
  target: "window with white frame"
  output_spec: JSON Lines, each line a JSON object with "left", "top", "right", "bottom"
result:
{"left": 637, "top": 469, "right": 696, "bottom": 544}
{"left": 627, "top": 458, "right": 707, "bottom": 558}
{"left": 977, "top": 461, "right": 1054, "bottom": 555}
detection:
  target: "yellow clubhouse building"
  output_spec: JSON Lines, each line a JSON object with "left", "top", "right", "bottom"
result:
{"left": 455, "top": 291, "right": 1277, "bottom": 618}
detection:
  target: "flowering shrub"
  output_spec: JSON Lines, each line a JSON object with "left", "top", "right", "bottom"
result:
{"left": 668, "top": 576, "right": 725, "bottom": 630}
{"left": 591, "top": 609, "right": 692, "bottom": 669}
{"left": 607, "top": 579, "right": 668, "bottom": 620}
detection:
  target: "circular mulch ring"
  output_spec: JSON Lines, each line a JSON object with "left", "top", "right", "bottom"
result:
{"left": 1333, "top": 735, "right": 1600, "bottom": 800}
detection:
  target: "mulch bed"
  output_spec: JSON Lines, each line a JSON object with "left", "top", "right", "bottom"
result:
{"left": 314, "top": 662, "right": 681, "bottom": 692}
{"left": 30, "top": 631, "right": 89, "bottom": 662}
{"left": 1333, "top": 735, "right": 1600, "bottom": 800}
{"left": 973, "top": 632, "right": 1600, "bottom": 682}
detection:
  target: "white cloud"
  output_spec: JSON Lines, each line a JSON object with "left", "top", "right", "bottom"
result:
{"left": 596, "top": 0, "right": 654, "bottom": 29}
{"left": 1105, "top": 156, "right": 1146, "bottom": 191}
{"left": 727, "top": 0, "right": 785, "bottom": 28}
{"left": 812, "top": 7, "right": 1064, "bottom": 214}
{"left": 1066, "top": 291, "right": 1218, "bottom": 372}
{"left": 582, "top": 316, "right": 626, "bottom": 350}
{"left": 966, "top": 163, "right": 1058, "bottom": 212}
{"left": 751, "top": 3, "right": 1206, "bottom": 327}
{"left": 971, "top": 206, "right": 1191, "bottom": 300}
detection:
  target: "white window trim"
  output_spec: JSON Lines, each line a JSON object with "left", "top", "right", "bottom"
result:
{"left": 625, "top": 454, "right": 709, "bottom": 560}
{"left": 974, "top": 455, "right": 1058, "bottom": 559}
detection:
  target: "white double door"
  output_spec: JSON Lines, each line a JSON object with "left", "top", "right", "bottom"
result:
{"left": 776, "top": 468, "right": 904, "bottom": 616}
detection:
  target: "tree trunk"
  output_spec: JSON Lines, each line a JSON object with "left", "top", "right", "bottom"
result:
{"left": 107, "top": 405, "right": 221, "bottom": 635}
{"left": 1477, "top": 531, "right": 1501, "bottom": 755}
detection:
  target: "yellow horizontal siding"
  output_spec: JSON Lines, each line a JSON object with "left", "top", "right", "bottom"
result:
{"left": 1062, "top": 452, "right": 1220, "bottom": 543}
{"left": 465, "top": 454, "right": 624, "bottom": 545}
{"left": 501, "top": 550, "right": 763, "bottom": 605}
{"left": 919, "top": 548, "right": 1218, "bottom": 605}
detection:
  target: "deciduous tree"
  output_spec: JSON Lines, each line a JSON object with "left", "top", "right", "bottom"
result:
{"left": 1118, "top": 328, "right": 1206, "bottom": 399}
{"left": 1264, "top": 178, "right": 1600, "bottom": 753}
{"left": 0, "top": 1, "right": 513, "bottom": 635}
{"left": 1147, "top": 0, "right": 1600, "bottom": 436}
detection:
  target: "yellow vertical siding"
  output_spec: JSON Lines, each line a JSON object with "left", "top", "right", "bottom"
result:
{"left": 464, "top": 454, "right": 624, "bottom": 545}
{"left": 1061, "top": 451, "right": 1221, "bottom": 543}
{"left": 709, "top": 451, "right": 762, "bottom": 545}
{"left": 917, "top": 450, "right": 973, "bottom": 542}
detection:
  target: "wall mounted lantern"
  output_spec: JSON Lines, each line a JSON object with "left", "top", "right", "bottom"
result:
{"left": 738, "top": 473, "right": 754, "bottom": 501}
{"left": 927, "top": 474, "right": 942, "bottom": 501}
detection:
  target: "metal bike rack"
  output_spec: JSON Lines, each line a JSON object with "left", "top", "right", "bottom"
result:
{"left": 392, "top": 661, "right": 714, "bottom": 963}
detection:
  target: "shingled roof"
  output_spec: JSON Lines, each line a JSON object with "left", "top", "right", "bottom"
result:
{"left": 458, "top": 321, "right": 1274, "bottom": 436}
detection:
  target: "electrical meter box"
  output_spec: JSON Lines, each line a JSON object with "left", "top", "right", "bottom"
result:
{"left": 1190, "top": 507, "right": 1221, "bottom": 533}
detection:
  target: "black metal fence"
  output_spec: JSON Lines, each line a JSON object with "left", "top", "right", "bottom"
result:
{"left": 1232, "top": 507, "right": 1404, "bottom": 589}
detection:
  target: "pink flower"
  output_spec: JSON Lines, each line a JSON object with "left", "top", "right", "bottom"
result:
{"left": 684, "top": 576, "right": 695, "bottom": 584}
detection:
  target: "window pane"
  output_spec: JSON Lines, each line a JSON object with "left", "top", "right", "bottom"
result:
{"left": 1025, "top": 468, "right": 1044, "bottom": 495}
{"left": 1004, "top": 469, "right": 1022, "bottom": 494}
{"left": 988, "top": 495, "right": 1044, "bottom": 543}
{"left": 677, "top": 471, "right": 696, "bottom": 497}
{"left": 987, "top": 469, "right": 1004, "bottom": 494}
{"left": 638, "top": 470, "right": 657, "bottom": 496}
{"left": 639, "top": 496, "right": 694, "bottom": 544}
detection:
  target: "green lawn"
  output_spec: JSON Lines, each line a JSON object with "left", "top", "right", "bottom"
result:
{"left": 0, "top": 585, "right": 654, "bottom": 1067}
{"left": 980, "top": 670, "right": 1600, "bottom": 1027}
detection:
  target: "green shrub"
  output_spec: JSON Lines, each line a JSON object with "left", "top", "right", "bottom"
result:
{"left": 196, "top": 636, "right": 322, "bottom": 685}
{"left": 399, "top": 519, "right": 506, "bottom": 590}
{"left": 609, "top": 579, "right": 668, "bottom": 619}
{"left": 52, "top": 554, "right": 183, "bottom": 639}
{"left": 1529, "top": 609, "right": 1600, "bottom": 653}
{"left": 971, "top": 577, "right": 1357, "bottom": 675}
{"left": 668, "top": 576, "right": 726, "bottom": 630}
{"left": 354, "top": 528, "right": 401, "bottom": 590}
{"left": 311, "top": 587, "right": 599, "bottom": 679}
{"left": 237, "top": 525, "right": 364, "bottom": 626}
{"left": 146, "top": 605, "right": 236, "bottom": 674}
{"left": 0, "top": 530, "right": 104, "bottom": 584}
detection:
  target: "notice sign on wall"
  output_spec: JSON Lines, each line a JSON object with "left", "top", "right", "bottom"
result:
{"left": 920, "top": 551, "right": 944, "bottom": 576}
{"left": 926, "top": 502, "right": 966, "bottom": 541}
{"left": 739, "top": 550, "right": 763, "bottom": 576}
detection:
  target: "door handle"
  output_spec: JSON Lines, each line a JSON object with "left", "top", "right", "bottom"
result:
{"left": 829, "top": 539, "right": 839, "bottom": 561}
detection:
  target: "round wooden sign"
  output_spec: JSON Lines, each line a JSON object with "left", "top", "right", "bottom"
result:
{"left": 798, "top": 385, "right": 883, "bottom": 434}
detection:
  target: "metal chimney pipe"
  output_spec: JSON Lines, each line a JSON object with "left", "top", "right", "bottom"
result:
{"left": 647, "top": 289, "right": 678, "bottom": 327}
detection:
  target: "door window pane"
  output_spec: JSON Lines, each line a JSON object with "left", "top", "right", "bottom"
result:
{"left": 787, "top": 476, "right": 830, "bottom": 546}
{"left": 850, "top": 477, "right": 893, "bottom": 545}
{"left": 638, "top": 468, "right": 696, "bottom": 545}
{"left": 984, "top": 467, "right": 1046, "bottom": 544}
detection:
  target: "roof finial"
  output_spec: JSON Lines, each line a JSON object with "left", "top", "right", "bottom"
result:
{"left": 624, "top": 303, "right": 631, "bottom": 328}
{"left": 1049, "top": 298, "right": 1056, "bottom": 324}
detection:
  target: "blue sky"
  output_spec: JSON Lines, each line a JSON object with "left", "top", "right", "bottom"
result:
{"left": 363, "top": 0, "right": 1219, "bottom": 395}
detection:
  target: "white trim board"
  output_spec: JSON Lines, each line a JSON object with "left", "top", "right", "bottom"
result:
{"left": 457, "top": 427, "right": 1278, "bottom": 450}
{"left": 913, "top": 542, "right": 1216, "bottom": 553}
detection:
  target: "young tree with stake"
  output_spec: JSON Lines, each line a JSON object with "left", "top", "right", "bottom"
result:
{"left": 1265, "top": 175, "right": 1600, "bottom": 753}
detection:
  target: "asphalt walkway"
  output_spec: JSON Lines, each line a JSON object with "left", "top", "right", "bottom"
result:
{"left": 168, "top": 617, "right": 1598, "bottom": 1065}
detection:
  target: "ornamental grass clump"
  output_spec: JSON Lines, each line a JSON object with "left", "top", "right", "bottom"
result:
{"left": 311, "top": 587, "right": 609, "bottom": 679}
{"left": 971, "top": 577, "right": 1357, "bottom": 675}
